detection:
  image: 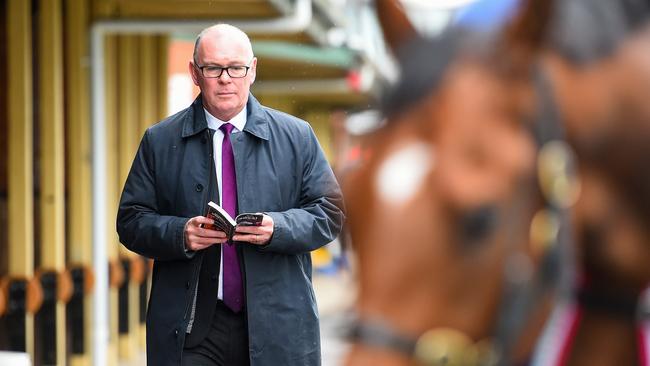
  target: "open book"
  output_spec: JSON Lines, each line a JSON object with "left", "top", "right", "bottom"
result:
{"left": 202, "top": 201, "right": 263, "bottom": 240}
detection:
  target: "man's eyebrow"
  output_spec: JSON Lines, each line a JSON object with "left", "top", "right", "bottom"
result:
{"left": 199, "top": 61, "right": 248, "bottom": 67}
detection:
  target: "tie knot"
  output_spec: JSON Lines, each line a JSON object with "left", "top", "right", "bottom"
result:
{"left": 220, "top": 123, "right": 234, "bottom": 135}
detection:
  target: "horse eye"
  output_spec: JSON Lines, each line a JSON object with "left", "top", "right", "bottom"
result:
{"left": 459, "top": 205, "right": 499, "bottom": 244}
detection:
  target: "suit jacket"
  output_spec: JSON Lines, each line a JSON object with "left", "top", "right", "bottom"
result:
{"left": 117, "top": 94, "right": 345, "bottom": 366}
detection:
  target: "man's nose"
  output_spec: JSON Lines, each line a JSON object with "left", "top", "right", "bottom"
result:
{"left": 218, "top": 71, "right": 232, "bottom": 83}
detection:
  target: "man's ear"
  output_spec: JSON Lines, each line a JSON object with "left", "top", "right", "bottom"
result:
{"left": 189, "top": 60, "right": 200, "bottom": 86}
{"left": 249, "top": 57, "right": 258, "bottom": 84}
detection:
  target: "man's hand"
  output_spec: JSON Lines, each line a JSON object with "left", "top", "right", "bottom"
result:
{"left": 232, "top": 214, "right": 274, "bottom": 246}
{"left": 184, "top": 216, "right": 228, "bottom": 251}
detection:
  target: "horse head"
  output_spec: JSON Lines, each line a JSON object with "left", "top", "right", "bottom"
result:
{"left": 344, "top": 0, "right": 563, "bottom": 365}
{"left": 345, "top": 0, "right": 650, "bottom": 364}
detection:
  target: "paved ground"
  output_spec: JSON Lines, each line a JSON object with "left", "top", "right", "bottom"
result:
{"left": 314, "top": 269, "right": 356, "bottom": 366}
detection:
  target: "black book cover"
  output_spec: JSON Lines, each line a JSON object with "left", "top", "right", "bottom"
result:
{"left": 203, "top": 201, "right": 263, "bottom": 240}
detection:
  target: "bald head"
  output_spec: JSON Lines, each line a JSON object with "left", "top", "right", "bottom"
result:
{"left": 193, "top": 24, "right": 254, "bottom": 65}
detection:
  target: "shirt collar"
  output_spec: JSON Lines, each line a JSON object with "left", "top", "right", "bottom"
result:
{"left": 204, "top": 106, "right": 247, "bottom": 133}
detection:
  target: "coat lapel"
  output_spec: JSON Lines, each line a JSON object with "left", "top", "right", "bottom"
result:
{"left": 181, "top": 94, "right": 209, "bottom": 138}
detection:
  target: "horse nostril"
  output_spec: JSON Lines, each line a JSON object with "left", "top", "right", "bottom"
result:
{"left": 461, "top": 205, "right": 499, "bottom": 243}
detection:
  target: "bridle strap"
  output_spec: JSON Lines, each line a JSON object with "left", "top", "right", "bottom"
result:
{"left": 577, "top": 286, "right": 640, "bottom": 321}
{"left": 490, "top": 66, "right": 576, "bottom": 364}
{"left": 347, "top": 319, "right": 417, "bottom": 356}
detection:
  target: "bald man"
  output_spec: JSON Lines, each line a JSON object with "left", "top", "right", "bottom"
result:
{"left": 117, "top": 24, "right": 345, "bottom": 366}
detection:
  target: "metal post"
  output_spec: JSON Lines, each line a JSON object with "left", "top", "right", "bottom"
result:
{"left": 91, "top": 26, "right": 109, "bottom": 366}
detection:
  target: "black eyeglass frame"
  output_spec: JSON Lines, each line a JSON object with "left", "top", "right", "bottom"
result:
{"left": 194, "top": 59, "right": 253, "bottom": 78}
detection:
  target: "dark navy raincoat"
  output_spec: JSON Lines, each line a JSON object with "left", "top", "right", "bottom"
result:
{"left": 117, "top": 94, "right": 345, "bottom": 366}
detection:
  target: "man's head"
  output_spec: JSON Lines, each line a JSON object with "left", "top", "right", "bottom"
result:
{"left": 190, "top": 24, "right": 257, "bottom": 121}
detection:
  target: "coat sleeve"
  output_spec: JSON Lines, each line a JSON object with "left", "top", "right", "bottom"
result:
{"left": 116, "top": 129, "right": 192, "bottom": 261}
{"left": 260, "top": 125, "right": 345, "bottom": 255}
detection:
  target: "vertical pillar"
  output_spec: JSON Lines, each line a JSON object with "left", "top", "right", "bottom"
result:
{"left": 156, "top": 35, "right": 170, "bottom": 121}
{"left": 104, "top": 33, "right": 121, "bottom": 366}
{"left": 37, "top": 0, "right": 68, "bottom": 365}
{"left": 91, "top": 26, "right": 112, "bottom": 366}
{"left": 117, "top": 34, "right": 141, "bottom": 361}
{"left": 139, "top": 35, "right": 158, "bottom": 134}
{"left": 0, "top": 0, "right": 10, "bottom": 285}
{"left": 136, "top": 35, "right": 160, "bottom": 350}
{"left": 64, "top": 0, "right": 94, "bottom": 365}
{"left": 7, "top": 0, "right": 36, "bottom": 359}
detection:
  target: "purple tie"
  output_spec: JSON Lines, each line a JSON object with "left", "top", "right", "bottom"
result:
{"left": 220, "top": 123, "right": 244, "bottom": 313}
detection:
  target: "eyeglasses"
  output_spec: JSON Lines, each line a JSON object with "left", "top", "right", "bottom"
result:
{"left": 195, "top": 63, "right": 251, "bottom": 78}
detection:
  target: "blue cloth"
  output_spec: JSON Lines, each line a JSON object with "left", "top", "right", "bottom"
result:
{"left": 454, "top": 0, "right": 521, "bottom": 31}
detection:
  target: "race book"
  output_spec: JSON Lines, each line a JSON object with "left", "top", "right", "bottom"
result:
{"left": 202, "top": 201, "right": 263, "bottom": 240}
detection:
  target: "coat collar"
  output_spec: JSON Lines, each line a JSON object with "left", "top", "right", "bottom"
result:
{"left": 181, "top": 94, "right": 269, "bottom": 141}
{"left": 243, "top": 94, "right": 270, "bottom": 141}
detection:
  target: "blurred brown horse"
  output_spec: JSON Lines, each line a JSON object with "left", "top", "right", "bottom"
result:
{"left": 344, "top": 0, "right": 650, "bottom": 365}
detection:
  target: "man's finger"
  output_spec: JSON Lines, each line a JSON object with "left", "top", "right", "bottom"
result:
{"left": 189, "top": 236, "right": 227, "bottom": 245}
{"left": 233, "top": 233, "right": 268, "bottom": 245}
{"left": 189, "top": 216, "right": 217, "bottom": 226}
{"left": 234, "top": 225, "right": 260, "bottom": 235}
{"left": 192, "top": 227, "right": 227, "bottom": 238}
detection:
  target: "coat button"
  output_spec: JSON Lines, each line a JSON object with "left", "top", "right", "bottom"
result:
{"left": 174, "top": 330, "right": 179, "bottom": 337}
{"left": 185, "top": 281, "right": 190, "bottom": 289}
{"left": 195, "top": 184, "right": 203, "bottom": 192}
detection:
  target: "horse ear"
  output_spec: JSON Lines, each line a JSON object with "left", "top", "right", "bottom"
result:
{"left": 375, "top": 0, "right": 418, "bottom": 55}
{"left": 502, "top": 0, "right": 556, "bottom": 61}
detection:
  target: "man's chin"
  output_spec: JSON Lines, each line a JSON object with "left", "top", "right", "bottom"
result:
{"left": 207, "top": 102, "right": 241, "bottom": 120}
{"left": 215, "top": 98, "right": 238, "bottom": 109}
